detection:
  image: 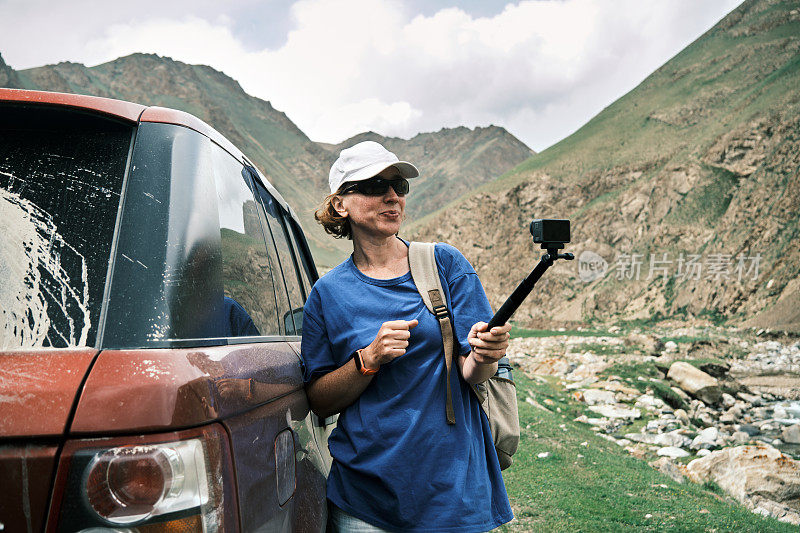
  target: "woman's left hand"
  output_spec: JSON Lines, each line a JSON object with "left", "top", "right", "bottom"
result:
{"left": 467, "top": 322, "right": 512, "bottom": 364}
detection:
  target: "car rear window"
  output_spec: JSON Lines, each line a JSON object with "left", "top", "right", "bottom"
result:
{"left": 0, "top": 105, "right": 132, "bottom": 349}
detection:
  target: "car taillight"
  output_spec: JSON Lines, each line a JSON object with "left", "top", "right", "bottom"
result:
{"left": 85, "top": 440, "right": 203, "bottom": 524}
{"left": 49, "top": 425, "right": 237, "bottom": 533}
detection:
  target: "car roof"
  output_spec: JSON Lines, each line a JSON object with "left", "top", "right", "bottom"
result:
{"left": 0, "top": 88, "right": 299, "bottom": 218}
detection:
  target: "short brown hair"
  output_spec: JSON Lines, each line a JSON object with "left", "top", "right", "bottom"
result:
{"left": 315, "top": 192, "right": 352, "bottom": 239}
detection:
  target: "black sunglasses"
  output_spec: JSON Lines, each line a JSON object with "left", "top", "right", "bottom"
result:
{"left": 342, "top": 176, "right": 410, "bottom": 196}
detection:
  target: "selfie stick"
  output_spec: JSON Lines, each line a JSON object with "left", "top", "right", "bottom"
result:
{"left": 487, "top": 234, "right": 574, "bottom": 330}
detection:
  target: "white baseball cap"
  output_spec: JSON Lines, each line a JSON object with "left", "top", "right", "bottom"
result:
{"left": 328, "top": 141, "right": 419, "bottom": 194}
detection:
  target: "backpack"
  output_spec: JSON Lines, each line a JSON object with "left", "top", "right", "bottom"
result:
{"left": 408, "top": 242, "right": 520, "bottom": 470}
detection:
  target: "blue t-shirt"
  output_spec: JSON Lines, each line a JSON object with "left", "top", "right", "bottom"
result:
{"left": 301, "top": 241, "right": 513, "bottom": 532}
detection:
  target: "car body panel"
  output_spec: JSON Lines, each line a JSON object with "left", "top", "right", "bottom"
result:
{"left": 223, "top": 389, "right": 328, "bottom": 532}
{"left": 0, "top": 87, "right": 144, "bottom": 122}
{"left": 0, "top": 349, "right": 97, "bottom": 437}
{"left": 71, "top": 342, "right": 303, "bottom": 434}
{"left": 0, "top": 444, "right": 59, "bottom": 533}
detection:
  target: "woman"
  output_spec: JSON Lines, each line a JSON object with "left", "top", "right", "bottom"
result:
{"left": 301, "top": 141, "right": 513, "bottom": 532}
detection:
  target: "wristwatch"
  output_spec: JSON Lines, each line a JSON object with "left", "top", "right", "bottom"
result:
{"left": 354, "top": 349, "right": 379, "bottom": 375}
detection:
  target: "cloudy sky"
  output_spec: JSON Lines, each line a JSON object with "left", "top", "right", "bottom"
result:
{"left": 1, "top": 0, "right": 742, "bottom": 151}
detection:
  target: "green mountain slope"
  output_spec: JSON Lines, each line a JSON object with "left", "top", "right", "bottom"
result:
{"left": 410, "top": 0, "right": 800, "bottom": 331}
{"left": 320, "top": 127, "right": 533, "bottom": 221}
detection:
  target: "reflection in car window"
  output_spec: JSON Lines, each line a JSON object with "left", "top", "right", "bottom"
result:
{"left": 210, "top": 145, "right": 280, "bottom": 337}
{"left": 285, "top": 217, "right": 314, "bottom": 298}
{"left": 0, "top": 106, "right": 131, "bottom": 349}
{"left": 253, "top": 180, "right": 305, "bottom": 336}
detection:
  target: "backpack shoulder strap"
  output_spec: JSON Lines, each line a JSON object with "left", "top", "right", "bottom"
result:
{"left": 408, "top": 242, "right": 456, "bottom": 425}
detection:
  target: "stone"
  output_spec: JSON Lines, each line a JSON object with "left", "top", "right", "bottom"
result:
{"left": 588, "top": 405, "right": 641, "bottom": 419}
{"left": 591, "top": 380, "right": 640, "bottom": 396}
{"left": 647, "top": 419, "right": 670, "bottom": 431}
{"left": 689, "top": 399, "right": 706, "bottom": 412}
{"left": 691, "top": 427, "right": 719, "bottom": 450}
{"left": 671, "top": 386, "right": 692, "bottom": 403}
{"left": 569, "top": 362, "right": 610, "bottom": 380}
{"left": 667, "top": 362, "right": 722, "bottom": 405}
{"left": 721, "top": 379, "right": 749, "bottom": 397}
{"left": 625, "top": 445, "right": 648, "bottom": 459}
{"left": 782, "top": 424, "right": 800, "bottom": 444}
{"left": 626, "top": 333, "right": 665, "bottom": 355}
{"left": 573, "top": 415, "right": 607, "bottom": 426}
{"left": 624, "top": 432, "right": 658, "bottom": 445}
{"left": 697, "top": 412, "right": 716, "bottom": 428}
{"left": 696, "top": 449, "right": 712, "bottom": 457}
{"left": 583, "top": 389, "right": 617, "bottom": 406}
{"left": 635, "top": 394, "right": 665, "bottom": 410}
{"left": 658, "top": 446, "right": 690, "bottom": 458}
{"left": 739, "top": 424, "right": 760, "bottom": 436}
{"left": 774, "top": 406, "right": 789, "bottom": 420}
{"left": 656, "top": 430, "right": 692, "bottom": 448}
{"left": 732, "top": 431, "right": 751, "bottom": 445}
{"left": 749, "top": 496, "right": 800, "bottom": 526}
{"left": 529, "top": 357, "right": 572, "bottom": 376}
{"left": 649, "top": 456, "right": 685, "bottom": 483}
{"left": 686, "top": 445, "right": 800, "bottom": 526}
{"left": 722, "top": 393, "right": 737, "bottom": 408}
{"left": 675, "top": 409, "right": 690, "bottom": 425}
{"left": 697, "top": 360, "right": 730, "bottom": 379}
{"left": 785, "top": 403, "right": 800, "bottom": 418}
{"left": 624, "top": 430, "right": 690, "bottom": 448}
{"left": 664, "top": 340, "right": 679, "bottom": 353}
{"left": 738, "top": 392, "right": 763, "bottom": 406}
{"left": 525, "top": 397, "right": 551, "bottom": 412}
{"left": 566, "top": 377, "right": 598, "bottom": 390}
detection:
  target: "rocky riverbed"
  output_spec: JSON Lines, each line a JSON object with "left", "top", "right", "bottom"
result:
{"left": 507, "top": 327, "right": 800, "bottom": 526}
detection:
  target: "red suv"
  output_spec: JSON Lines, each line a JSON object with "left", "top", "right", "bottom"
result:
{"left": 0, "top": 89, "right": 331, "bottom": 532}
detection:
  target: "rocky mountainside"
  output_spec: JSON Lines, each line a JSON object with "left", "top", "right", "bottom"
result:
{"left": 410, "top": 0, "right": 800, "bottom": 332}
{"left": 1, "top": 53, "right": 533, "bottom": 267}
{"left": 0, "top": 54, "right": 22, "bottom": 89}
{"left": 320, "top": 127, "right": 533, "bottom": 220}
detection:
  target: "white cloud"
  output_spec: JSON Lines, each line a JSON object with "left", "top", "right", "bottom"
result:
{"left": 314, "top": 99, "right": 423, "bottom": 142}
{"left": 82, "top": 17, "right": 249, "bottom": 69}
{"left": 1, "top": 0, "right": 742, "bottom": 150}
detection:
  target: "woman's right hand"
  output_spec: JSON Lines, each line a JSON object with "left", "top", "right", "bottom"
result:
{"left": 361, "top": 319, "right": 418, "bottom": 369}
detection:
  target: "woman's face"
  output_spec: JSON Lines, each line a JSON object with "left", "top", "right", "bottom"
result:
{"left": 334, "top": 166, "right": 406, "bottom": 240}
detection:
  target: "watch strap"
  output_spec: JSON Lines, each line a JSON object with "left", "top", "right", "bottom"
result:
{"left": 354, "top": 349, "right": 379, "bottom": 375}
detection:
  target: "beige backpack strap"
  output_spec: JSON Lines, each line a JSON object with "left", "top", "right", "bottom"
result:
{"left": 409, "top": 242, "right": 456, "bottom": 425}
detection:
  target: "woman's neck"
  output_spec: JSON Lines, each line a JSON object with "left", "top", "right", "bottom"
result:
{"left": 351, "top": 234, "right": 409, "bottom": 279}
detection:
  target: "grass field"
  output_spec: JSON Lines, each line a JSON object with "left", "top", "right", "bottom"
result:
{"left": 498, "top": 371, "right": 794, "bottom": 532}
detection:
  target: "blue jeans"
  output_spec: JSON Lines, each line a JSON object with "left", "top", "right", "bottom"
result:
{"left": 329, "top": 504, "right": 393, "bottom": 532}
